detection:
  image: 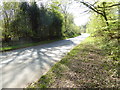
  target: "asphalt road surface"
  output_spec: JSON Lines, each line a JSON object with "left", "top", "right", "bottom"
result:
{"left": 0, "top": 33, "right": 90, "bottom": 88}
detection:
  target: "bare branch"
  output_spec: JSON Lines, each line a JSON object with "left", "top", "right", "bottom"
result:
{"left": 80, "top": 1, "right": 104, "bottom": 16}
{"left": 79, "top": 9, "right": 90, "bottom": 14}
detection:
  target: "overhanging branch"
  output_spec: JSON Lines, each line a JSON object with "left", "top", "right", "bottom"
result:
{"left": 80, "top": 1, "right": 104, "bottom": 16}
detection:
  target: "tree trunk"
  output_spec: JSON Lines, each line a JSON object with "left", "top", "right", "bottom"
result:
{"left": 102, "top": 2, "right": 109, "bottom": 26}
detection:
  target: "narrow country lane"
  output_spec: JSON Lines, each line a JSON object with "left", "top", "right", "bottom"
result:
{"left": 0, "top": 33, "right": 90, "bottom": 88}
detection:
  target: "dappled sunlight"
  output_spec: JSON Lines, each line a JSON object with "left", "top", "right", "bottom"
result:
{"left": 1, "top": 34, "right": 89, "bottom": 88}
{"left": 41, "top": 37, "right": 119, "bottom": 88}
{"left": 0, "top": 0, "right": 119, "bottom": 88}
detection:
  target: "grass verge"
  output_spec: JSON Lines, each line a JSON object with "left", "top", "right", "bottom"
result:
{"left": 1, "top": 39, "right": 60, "bottom": 52}
{"left": 1, "top": 34, "right": 81, "bottom": 52}
{"left": 27, "top": 36, "right": 120, "bottom": 88}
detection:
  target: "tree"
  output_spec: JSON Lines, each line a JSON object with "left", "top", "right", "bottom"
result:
{"left": 59, "top": 0, "right": 73, "bottom": 33}
{"left": 28, "top": 2, "right": 40, "bottom": 39}
{"left": 49, "top": 1, "right": 64, "bottom": 39}
{"left": 82, "top": 0, "right": 120, "bottom": 61}
{"left": 1, "top": 2, "right": 19, "bottom": 42}
{"left": 1, "top": 0, "right": 80, "bottom": 43}
{"left": 80, "top": 1, "right": 120, "bottom": 26}
{"left": 10, "top": 2, "right": 32, "bottom": 39}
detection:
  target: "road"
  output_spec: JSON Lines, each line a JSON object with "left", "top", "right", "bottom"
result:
{"left": 0, "top": 33, "right": 90, "bottom": 88}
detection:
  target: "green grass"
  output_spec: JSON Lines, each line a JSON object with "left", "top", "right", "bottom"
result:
{"left": 1, "top": 34, "right": 81, "bottom": 52}
{"left": 1, "top": 39, "right": 60, "bottom": 52}
{"left": 27, "top": 36, "right": 119, "bottom": 88}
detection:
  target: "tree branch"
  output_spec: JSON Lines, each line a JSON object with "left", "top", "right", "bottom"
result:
{"left": 80, "top": 1, "right": 104, "bottom": 16}
{"left": 98, "top": 3, "right": 120, "bottom": 8}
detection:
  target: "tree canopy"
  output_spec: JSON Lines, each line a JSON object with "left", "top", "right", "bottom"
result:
{"left": 79, "top": 0, "right": 120, "bottom": 61}
{"left": 0, "top": 1, "right": 81, "bottom": 43}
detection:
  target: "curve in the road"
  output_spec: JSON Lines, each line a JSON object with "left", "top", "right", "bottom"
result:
{"left": 0, "top": 33, "right": 90, "bottom": 88}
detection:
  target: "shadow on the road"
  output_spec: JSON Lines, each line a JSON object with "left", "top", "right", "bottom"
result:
{"left": 1, "top": 39, "right": 78, "bottom": 87}
{"left": 1, "top": 39, "right": 76, "bottom": 65}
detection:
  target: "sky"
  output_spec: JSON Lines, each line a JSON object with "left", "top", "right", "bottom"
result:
{"left": 74, "top": 14, "right": 90, "bottom": 26}
{"left": 37, "top": 0, "right": 91, "bottom": 26}
{"left": 68, "top": 1, "right": 90, "bottom": 26}
{"left": 38, "top": 0, "right": 90, "bottom": 26}
{"left": 0, "top": 0, "right": 90, "bottom": 26}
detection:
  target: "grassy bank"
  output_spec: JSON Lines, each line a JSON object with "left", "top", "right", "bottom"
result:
{"left": 1, "top": 34, "right": 80, "bottom": 52}
{"left": 27, "top": 36, "right": 120, "bottom": 88}
{"left": 1, "top": 39, "right": 60, "bottom": 52}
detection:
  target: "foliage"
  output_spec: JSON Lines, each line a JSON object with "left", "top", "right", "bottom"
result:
{"left": 10, "top": 2, "right": 32, "bottom": 38}
{"left": 62, "top": 14, "right": 81, "bottom": 37}
{"left": 1, "top": 1, "right": 80, "bottom": 44}
{"left": 1, "top": 2, "right": 20, "bottom": 42}
{"left": 86, "top": 1, "right": 120, "bottom": 62}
